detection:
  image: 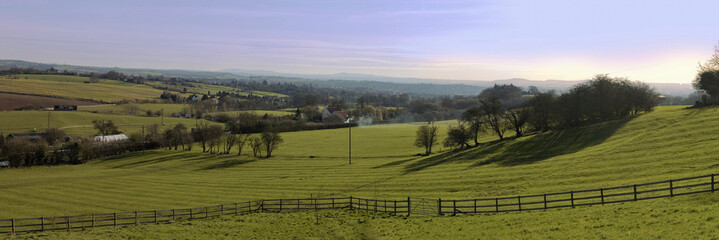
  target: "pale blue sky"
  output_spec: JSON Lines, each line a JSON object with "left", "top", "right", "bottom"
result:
{"left": 1, "top": 0, "right": 717, "bottom": 83}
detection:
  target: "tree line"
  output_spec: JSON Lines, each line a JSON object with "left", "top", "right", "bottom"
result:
{"left": 416, "top": 74, "right": 661, "bottom": 154}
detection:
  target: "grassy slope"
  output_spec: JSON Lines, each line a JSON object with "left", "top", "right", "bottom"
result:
{"left": 19, "top": 193, "right": 719, "bottom": 239}
{"left": 0, "top": 75, "right": 166, "bottom": 102}
{"left": 77, "top": 104, "right": 190, "bottom": 116}
{"left": 3, "top": 105, "right": 719, "bottom": 237}
{"left": 0, "top": 111, "right": 220, "bottom": 136}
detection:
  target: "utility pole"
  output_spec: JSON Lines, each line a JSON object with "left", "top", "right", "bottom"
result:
{"left": 349, "top": 117, "right": 352, "bottom": 165}
{"left": 141, "top": 125, "right": 145, "bottom": 154}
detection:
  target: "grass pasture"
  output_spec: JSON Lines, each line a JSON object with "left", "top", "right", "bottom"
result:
{"left": 18, "top": 193, "right": 719, "bottom": 239}
{"left": 0, "top": 75, "right": 167, "bottom": 102}
{"left": 0, "top": 110, "right": 220, "bottom": 136}
{"left": 3, "top": 105, "right": 719, "bottom": 238}
{"left": 77, "top": 103, "right": 190, "bottom": 116}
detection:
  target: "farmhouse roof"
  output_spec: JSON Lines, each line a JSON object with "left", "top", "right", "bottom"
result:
{"left": 7, "top": 133, "right": 45, "bottom": 141}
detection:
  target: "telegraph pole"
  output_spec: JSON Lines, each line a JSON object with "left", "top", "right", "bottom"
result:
{"left": 348, "top": 117, "right": 352, "bottom": 165}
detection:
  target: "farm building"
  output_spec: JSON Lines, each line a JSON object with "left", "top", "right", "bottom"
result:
{"left": 6, "top": 133, "right": 45, "bottom": 142}
{"left": 54, "top": 105, "right": 78, "bottom": 111}
{"left": 93, "top": 134, "right": 129, "bottom": 143}
{"left": 321, "top": 107, "right": 348, "bottom": 121}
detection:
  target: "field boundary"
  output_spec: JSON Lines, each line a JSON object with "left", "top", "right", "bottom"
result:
{"left": 1, "top": 173, "right": 717, "bottom": 234}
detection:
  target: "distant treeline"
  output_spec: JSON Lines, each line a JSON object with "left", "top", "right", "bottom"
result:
{"left": 438, "top": 74, "right": 661, "bottom": 151}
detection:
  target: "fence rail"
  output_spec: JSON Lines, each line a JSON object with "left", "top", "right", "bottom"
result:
{"left": 1, "top": 173, "right": 717, "bottom": 234}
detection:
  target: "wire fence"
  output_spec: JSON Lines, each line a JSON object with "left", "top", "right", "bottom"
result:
{"left": 1, "top": 173, "right": 717, "bottom": 234}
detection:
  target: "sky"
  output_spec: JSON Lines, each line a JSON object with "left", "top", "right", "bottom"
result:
{"left": 1, "top": 0, "right": 718, "bottom": 83}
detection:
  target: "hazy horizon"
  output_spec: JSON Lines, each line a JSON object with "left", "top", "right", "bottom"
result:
{"left": 1, "top": 0, "right": 718, "bottom": 84}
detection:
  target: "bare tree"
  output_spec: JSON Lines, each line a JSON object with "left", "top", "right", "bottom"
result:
{"left": 224, "top": 133, "right": 236, "bottom": 154}
{"left": 249, "top": 137, "right": 263, "bottom": 157}
{"left": 479, "top": 95, "right": 507, "bottom": 139}
{"left": 504, "top": 106, "right": 529, "bottom": 137}
{"left": 43, "top": 128, "right": 66, "bottom": 146}
{"left": 443, "top": 124, "right": 471, "bottom": 150}
{"left": 461, "top": 106, "right": 484, "bottom": 146}
{"left": 237, "top": 133, "right": 249, "bottom": 156}
{"left": 92, "top": 119, "right": 120, "bottom": 136}
{"left": 414, "top": 125, "right": 439, "bottom": 155}
{"left": 261, "top": 129, "right": 283, "bottom": 158}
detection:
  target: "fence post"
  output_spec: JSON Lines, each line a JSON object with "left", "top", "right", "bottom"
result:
{"left": 633, "top": 185, "right": 638, "bottom": 201}
{"left": 543, "top": 194, "right": 547, "bottom": 209}
{"left": 332, "top": 198, "right": 335, "bottom": 209}
{"left": 113, "top": 213, "right": 117, "bottom": 228}
{"left": 172, "top": 209, "right": 176, "bottom": 221}
{"left": 670, "top": 180, "right": 674, "bottom": 197}
{"left": 570, "top": 191, "right": 574, "bottom": 208}
{"left": 154, "top": 210, "right": 158, "bottom": 223}
{"left": 135, "top": 211, "right": 138, "bottom": 225}
{"left": 350, "top": 196, "right": 353, "bottom": 210}
{"left": 518, "top": 196, "right": 522, "bottom": 211}
{"left": 11, "top": 218, "right": 14, "bottom": 234}
{"left": 279, "top": 199, "right": 283, "bottom": 212}
{"left": 712, "top": 174, "right": 715, "bottom": 192}
{"left": 92, "top": 214, "right": 96, "bottom": 228}
{"left": 235, "top": 203, "right": 239, "bottom": 214}
{"left": 41, "top": 217, "right": 45, "bottom": 232}
{"left": 221, "top": 204, "right": 225, "bottom": 215}
{"left": 407, "top": 197, "right": 411, "bottom": 216}
{"left": 384, "top": 200, "right": 387, "bottom": 213}
{"left": 453, "top": 200, "right": 457, "bottom": 215}
{"left": 474, "top": 199, "right": 477, "bottom": 214}
{"left": 495, "top": 198, "right": 499, "bottom": 212}
{"left": 394, "top": 200, "right": 397, "bottom": 214}
{"left": 438, "top": 198, "right": 442, "bottom": 216}
{"left": 600, "top": 189, "right": 605, "bottom": 205}
{"left": 205, "top": 207, "right": 209, "bottom": 218}
{"left": 261, "top": 200, "right": 265, "bottom": 212}
{"left": 374, "top": 199, "right": 378, "bottom": 213}
{"left": 67, "top": 216, "right": 70, "bottom": 231}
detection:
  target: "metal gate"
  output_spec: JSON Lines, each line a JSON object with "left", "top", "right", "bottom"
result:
{"left": 410, "top": 197, "right": 438, "bottom": 216}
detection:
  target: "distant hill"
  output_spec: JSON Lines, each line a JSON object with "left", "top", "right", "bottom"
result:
{"left": 0, "top": 60, "right": 696, "bottom": 97}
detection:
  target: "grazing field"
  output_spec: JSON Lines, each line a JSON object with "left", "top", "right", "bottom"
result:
{"left": 0, "top": 75, "right": 168, "bottom": 102}
{"left": 214, "top": 109, "right": 295, "bottom": 117}
{"left": 0, "top": 93, "right": 94, "bottom": 111}
{"left": 19, "top": 193, "right": 719, "bottom": 239}
{"left": 144, "top": 81, "right": 288, "bottom": 98}
{"left": 0, "top": 110, "right": 220, "bottom": 136}
{"left": 1, "top": 105, "right": 719, "bottom": 218}
{"left": 77, "top": 104, "right": 190, "bottom": 116}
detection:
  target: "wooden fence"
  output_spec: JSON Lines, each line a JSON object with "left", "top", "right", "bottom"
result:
{"left": 438, "top": 174, "right": 717, "bottom": 215}
{"left": 0, "top": 173, "right": 716, "bottom": 234}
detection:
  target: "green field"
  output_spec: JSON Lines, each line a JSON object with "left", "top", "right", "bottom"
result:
{"left": 145, "top": 81, "right": 288, "bottom": 98}
{"left": 0, "top": 110, "right": 220, "bottom": 136}
{"left": 2, "top": 105, "right": 719, "bottom": 238}
{"left": 18, "top": 193, "right": 719, "bottom": 239}
{"left": 0, "top": 75, "right": 167, "bottom": 102}
{"left": 214, "top": 109, "right": 295, "bottom": 117}
{"left": 78, "top": 104, "right": 190, "bottom": 116}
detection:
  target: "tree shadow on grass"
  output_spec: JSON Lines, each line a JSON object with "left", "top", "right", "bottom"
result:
{"left": 399, "top": 116, "right": 635, "bottom": 174}
{"left": 371, "top": 156, "right": 421, "bottom": 169}
{"left": 198, "top": 159, "right": 256, "bottom": 171}
{"left": 103, "top": 152, "right": 208, "bottom": 169}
